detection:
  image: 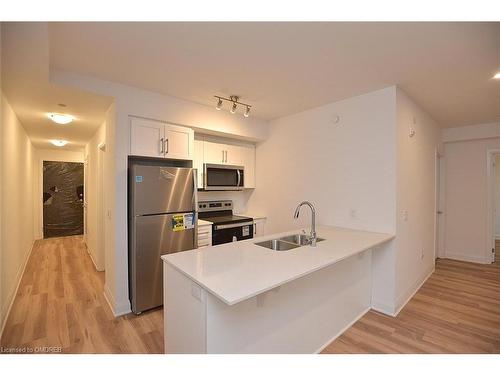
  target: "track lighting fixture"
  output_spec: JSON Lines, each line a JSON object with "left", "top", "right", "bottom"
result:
{"left": 214, "top": 95, "right": 252, "bottom": 118}
{"left": 230, "top": 102, "right": 237, "bottom": 114}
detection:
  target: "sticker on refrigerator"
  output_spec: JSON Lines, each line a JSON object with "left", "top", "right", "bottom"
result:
{"left": 135, "top": 175, "right": 143, "bottom": 183}
{"left": 172, "top": 213, "right": 195, "bottom": 232}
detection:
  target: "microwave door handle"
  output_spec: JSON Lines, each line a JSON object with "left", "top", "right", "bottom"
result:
{"left": 237, "top": 169, "right": 241, "bottom": 187}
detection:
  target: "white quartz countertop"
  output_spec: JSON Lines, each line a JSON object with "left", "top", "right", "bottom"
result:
{"left": 162, "top": 225, "right": 394, "bottom": 306}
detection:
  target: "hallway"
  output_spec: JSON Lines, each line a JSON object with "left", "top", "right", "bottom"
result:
{"left": 0, "top": 236, "right": 163, "bottom": 353}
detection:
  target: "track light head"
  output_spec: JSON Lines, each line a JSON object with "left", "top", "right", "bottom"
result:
{"left": 230, "top": 102, "right": 237, "bottom": 114}
{"left": 216, "top": 98, "right": 223, "bottom": 110}
{"left": 244, "top": 105, "right": 250, "bottom": 118}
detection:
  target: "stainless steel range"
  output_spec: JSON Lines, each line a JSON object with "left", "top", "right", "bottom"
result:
{"left": 198, "top": 200, "right": 253, "bottom": 245}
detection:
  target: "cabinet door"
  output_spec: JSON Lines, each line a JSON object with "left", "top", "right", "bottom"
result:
{"left": 164, "top": 124, "right": 194, "bottom": 160}
{"left": 253, "top": 218, "right": 266, "bottom": 237}
{"left": 204, "top": 141, "right": 226, "bottom": 164}
{"left": 225, "top": 144, "right": 243, "bottom": 166}
{"left": 193, "top": 138, "right": 204, "bottom": 189}
{"left": 130, "top": 117, "right": 164, "bottom": 157}
{"left": 239, "top": 145, "right": 255, "bottom": 188}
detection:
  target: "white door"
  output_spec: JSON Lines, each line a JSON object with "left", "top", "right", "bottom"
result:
{"left": 130, "top": 117, "right": 164, "bottom": 157}
{"left": 163, "top": 124, "right": 194, "bottom": 160}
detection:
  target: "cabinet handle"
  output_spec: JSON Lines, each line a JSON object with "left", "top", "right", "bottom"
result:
{"left": 225, "top": 150, "right": 228, "bottom": 163}
{"left": 254, "top": 223, "right": 257, "bottom": 235}
{"left": 164, "top": 138, "right": 169, "bottom": 154}
{"left": 160, "top": 138, "right": 164, "bottom": 154}
{"left": 222, "top": 150, "right": 225, "bottom": 163}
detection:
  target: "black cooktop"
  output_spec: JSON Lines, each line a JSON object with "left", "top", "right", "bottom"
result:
{"left": 199, "top": 214, "right": 253, "bottom": 225}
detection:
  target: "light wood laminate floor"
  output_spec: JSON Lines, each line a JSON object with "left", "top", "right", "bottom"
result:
{"left": 1, "top": 236, "right": 499, "bottom": 353}
{"left": 0, "top": 236, "right": 163, "bottom": 353}
{"left": 323, "top": 256, "right": 500, "bottom": 353}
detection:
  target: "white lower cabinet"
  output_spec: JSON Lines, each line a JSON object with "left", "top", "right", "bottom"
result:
{"left": 253, "top": 218, "right": 266, "bottom": 237}
{"left": 198, "top": 224, "right": 212, "bottom": 248}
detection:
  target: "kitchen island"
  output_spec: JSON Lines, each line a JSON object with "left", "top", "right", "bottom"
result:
{"left": 161, "top": 226, "right": 394, "bottom": 354}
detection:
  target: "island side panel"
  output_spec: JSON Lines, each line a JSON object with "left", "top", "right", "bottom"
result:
{"left": 205, "top": 249, "right": 372, "bottom": 353}
{"left": 164, "top": 262, "right": 207, "bottom": 353}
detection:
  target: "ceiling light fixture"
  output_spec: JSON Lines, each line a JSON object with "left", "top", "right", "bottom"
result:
{"left": 50, "top": 139, "right": 69, "bottom": 147}
{"left": 216, "top": 98, "right": 223, "bottom": 110}
{"left": 48, "top": 113, "right": 74, "bottom": 125}
{"left": 214, "top": 95, "right": 252, "bottom": 118}
{"left": 494, "top": 72, "right": 500, "bottom": 79}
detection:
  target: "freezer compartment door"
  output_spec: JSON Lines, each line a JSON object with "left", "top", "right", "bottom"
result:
{"left": 130, "top": 213, "right": 197, "bottom": 313}
{"left": 131, "top": 164, "right": 196, "bottom": 215}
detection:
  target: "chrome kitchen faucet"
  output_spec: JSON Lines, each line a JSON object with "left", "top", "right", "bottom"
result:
{"left": 293, "top": 201, "right": 317, "bottom": 247}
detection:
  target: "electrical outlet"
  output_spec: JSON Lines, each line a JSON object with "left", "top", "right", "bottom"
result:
{"left": 402, "top": 210, "right": 408, "bottom": 221}
{"left": 350, "top": 209, "right": 357, "bottom": 219}
{"left": 421, "top": 249, "right": 425, "bottom": 260}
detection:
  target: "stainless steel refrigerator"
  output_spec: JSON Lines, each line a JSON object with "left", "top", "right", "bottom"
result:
{"left": 128, "top": 163, "right": 197, "bottom": 314}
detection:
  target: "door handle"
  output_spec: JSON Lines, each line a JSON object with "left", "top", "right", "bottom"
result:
{"left": 237, "top": 169, "right": 241, "bottom": 187}
{"left": 164, "top": 138, "right": 169, "bottom": 154}
{"left": 160, "top": 138, "right": 164, "bottom": 154}
{"left": 437, "top": 211, "right": 443, "bottom": 214}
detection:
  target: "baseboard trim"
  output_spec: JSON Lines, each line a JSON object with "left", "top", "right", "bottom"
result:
{"left": 443, "top": 252, "right": 489, "bottom": 264}
{"left": 394, "top": 266, "right": 434, "bottom": 316}
{"left": 314, "top": 306, "right": 370, "bottom": 353}
{"left": 0, "top": 239, "right": 36, "bottom": 340}
{"left": 103, "top": 284, "right": 131, "bottom": 317}
{"left": 371, "top": 299, "right": 396, "bottom": 317}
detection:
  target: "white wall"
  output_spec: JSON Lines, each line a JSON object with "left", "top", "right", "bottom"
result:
{"left": 247, "top": 87, "right": 398, "bottom": 313}
{"left": 442, "top": 137, "right": 500, "bottom": 264}
{"left": 0, "top": 94, "right": 35, "bottom": 336}
{"left": 247, "top": 87, "right": 397, "bottom": 234}
{"left": 51, "top": 70, "right": 269, "bottom": 316}
{"left": 32, "top": 147, "right": 85, "bottom": 240}
{"left": 84, "top": 122, "right": 106, "bottom": 271}
{"left": 394, "top": 88, "right": 441, "bottom": 313}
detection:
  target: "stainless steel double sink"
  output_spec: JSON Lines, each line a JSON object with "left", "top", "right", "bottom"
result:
{"left": 255, "top": 234, "right": 325, "bottom": 251}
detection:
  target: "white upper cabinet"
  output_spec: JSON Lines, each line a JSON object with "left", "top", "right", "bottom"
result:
{"left": 130, "top": 117, "right": 164, "bottom": 158}
{"left": 196, "top": 136, "right": 256, "bottom": 189}
{"left": 130, "top": 117, "right": 194, "bottom": 160}
{"left": 163, "top": 124, "right": 194, "bottom": 160}
{"left": 203, "top": 140, "right": 227, "bottom": 165}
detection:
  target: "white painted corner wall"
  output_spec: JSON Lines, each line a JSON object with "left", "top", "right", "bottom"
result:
{"left": 0, "top": 93, "right": 36, "bottom": 337}
{"left": 394, "top": 87, "right": 441, "bottom": 313}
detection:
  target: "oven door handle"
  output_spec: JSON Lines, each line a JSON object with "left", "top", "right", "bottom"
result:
{"left": 213, "top": 221, "right": 254, "bottom": 230}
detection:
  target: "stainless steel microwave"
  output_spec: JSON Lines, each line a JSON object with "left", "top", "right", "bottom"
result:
{"left": 203, "top": 164, "right": 244, "bottom": 190}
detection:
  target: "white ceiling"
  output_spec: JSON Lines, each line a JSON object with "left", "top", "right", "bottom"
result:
{"left": 1, "top": 23, "right": 112, "bottom": 151}
{"left": 48, "top": 22, "right": 500, "bottom": 127}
